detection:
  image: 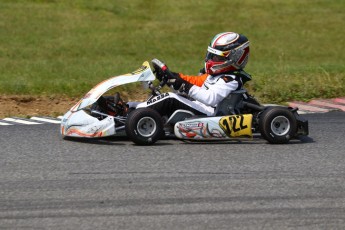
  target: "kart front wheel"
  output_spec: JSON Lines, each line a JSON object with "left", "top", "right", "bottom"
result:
{"left": 259, "top": 107, "right": 297, "bottom": 144}
{"left": 125, "top": 108, "right": 164, "bottom": 145}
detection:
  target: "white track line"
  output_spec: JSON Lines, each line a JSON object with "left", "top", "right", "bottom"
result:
{"left": 30, "top": 117, "right": 61, "bottom": 124}
{"left": 0, "top": 121, "right": 13, "bottom": 126}
{"left": 3, "top": 118, "right": 42, "bottom": 125}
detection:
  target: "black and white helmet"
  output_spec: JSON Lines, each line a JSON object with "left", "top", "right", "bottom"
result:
{"left": 205, "top": 32, "right": 250, "bottom": 75}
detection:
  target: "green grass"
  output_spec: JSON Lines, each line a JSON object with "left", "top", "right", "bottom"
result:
{"left": 0, "top": 0, "right": 344, "bottom": 103}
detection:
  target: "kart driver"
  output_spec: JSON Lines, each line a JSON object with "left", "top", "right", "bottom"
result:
{"left": 135, "top": 32, "right": 252, "bottom": 118}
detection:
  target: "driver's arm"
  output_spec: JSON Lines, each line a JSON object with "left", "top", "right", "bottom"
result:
{"left": 178, "top": 73, "right": 208, "bottom": 87}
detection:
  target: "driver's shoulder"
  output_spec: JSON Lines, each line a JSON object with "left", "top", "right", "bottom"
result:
{"left": 215, "top": 70, "right": 252, "bottom": 83}
{"left": 210, "top": 73, "right": 237, "bottom": 83}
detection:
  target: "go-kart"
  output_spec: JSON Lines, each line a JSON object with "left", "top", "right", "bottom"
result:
{"left": 60, "top": 60, "right": 309, "bottom": 145}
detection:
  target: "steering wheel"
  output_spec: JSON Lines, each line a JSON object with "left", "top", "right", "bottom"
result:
{"left": 151, "top": 59, "right": 168, "bottom": 86}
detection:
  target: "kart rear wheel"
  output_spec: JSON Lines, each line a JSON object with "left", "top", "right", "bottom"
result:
{"left": 125, "top": 108, "right": 164, "bottom": 145}
{"left": 259, "top": 107, "right": 297, "bottom": 144}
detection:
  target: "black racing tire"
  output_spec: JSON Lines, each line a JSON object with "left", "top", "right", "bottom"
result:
{"left": 259, "top": 107, "right": 297, "bottom": 144}
{"left": 125, "top": 108, "right": 164, "bottom": 145}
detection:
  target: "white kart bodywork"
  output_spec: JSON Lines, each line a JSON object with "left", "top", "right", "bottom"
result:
{"left": 174, "top": 114, "right": 253, "bottom": 140}
{"left": 60, "top": 61, "right": 155, "bottom": 138}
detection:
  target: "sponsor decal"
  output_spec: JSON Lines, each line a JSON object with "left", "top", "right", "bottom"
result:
{"left": 176, "top": 121, "right": 226, "bottom": 139}
{"left": 131, "top": 65, "right": 148, "bottom": 75}
{"left": 178, "top": 122, "right": 204, "bottom": 128}
{"left": 147, "top": 93, "right": 170, "bottom": 105}
{"left": 176, "top": 122, "right": 205, "bottom": 138}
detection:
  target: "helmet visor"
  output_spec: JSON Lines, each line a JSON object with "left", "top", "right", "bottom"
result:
{"left": 205, "top": 46, "right": 228, "bottom": 62}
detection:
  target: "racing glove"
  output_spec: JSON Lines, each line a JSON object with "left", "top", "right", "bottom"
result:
{"left": 167, "top": 73, "right": 193, "bottom": 94}
{"left": 151, "top": 58, "right": 193, "bottom": 94}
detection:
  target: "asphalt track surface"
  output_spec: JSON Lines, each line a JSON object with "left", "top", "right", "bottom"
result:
{"left": 0, "top": 111, "right": 345, "bottom": 229}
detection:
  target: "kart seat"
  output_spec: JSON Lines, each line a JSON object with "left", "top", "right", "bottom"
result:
{"left": 214, "top": 89, "right": 247, "bottom": 116}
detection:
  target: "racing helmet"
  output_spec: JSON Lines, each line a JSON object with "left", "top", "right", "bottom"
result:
{"left": 205, "top": 32, "right": 250, "bottom": 75}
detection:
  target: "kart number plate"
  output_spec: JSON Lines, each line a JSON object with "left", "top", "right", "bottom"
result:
{"left": 219, "top": 114, "right": 252, "bottom": 138}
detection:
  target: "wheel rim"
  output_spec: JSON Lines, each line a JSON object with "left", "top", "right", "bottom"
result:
{"left": 271, "top": 116, "right": 290, "bottom": 136}
{"left": 137, "top": 116, "right": 157, "bottom": 137}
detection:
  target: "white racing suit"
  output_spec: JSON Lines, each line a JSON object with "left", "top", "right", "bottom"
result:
{"left": 136, "top": 71, "right": 246, "bottom": 117}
